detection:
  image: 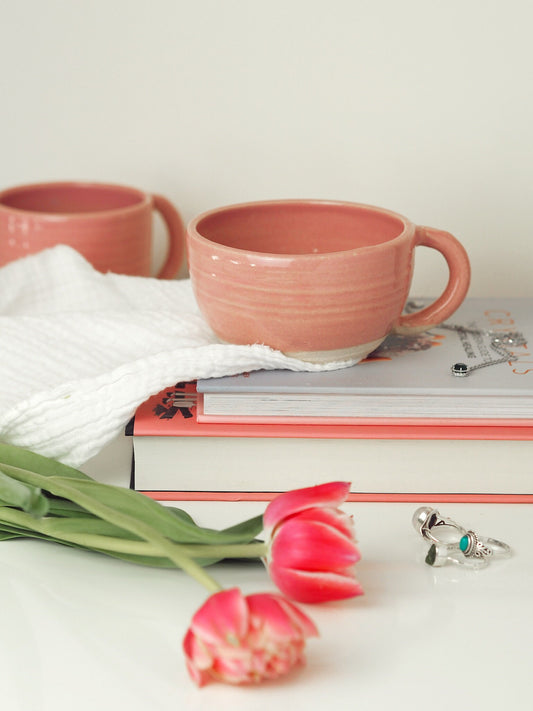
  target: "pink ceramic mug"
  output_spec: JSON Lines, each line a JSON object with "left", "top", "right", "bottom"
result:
{"left": 0, "top": 181, "right": 185, "bottom": 278}
{"left": 187, "top": 199, "right": 471, "bottom": 363}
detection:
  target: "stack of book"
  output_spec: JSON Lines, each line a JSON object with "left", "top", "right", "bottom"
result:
{"left": 129, "top": 297, "right": 533, "bottom": 503}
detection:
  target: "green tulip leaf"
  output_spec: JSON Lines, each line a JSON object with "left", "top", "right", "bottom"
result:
{"left": 0, "top": 443, "right": 92, "bottom": 481}
{"left": 0, "top": 468, "right": 49, "bottom": 517}
{"left": 0, "top": 443, "right": 267, "bottom": 585}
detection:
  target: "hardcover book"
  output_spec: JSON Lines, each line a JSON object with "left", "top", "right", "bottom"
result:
{"left": 129, "top": 382, "right": 533, "bottom": 503}
{"left": 196, "top": 298, "right": 533, "bottom": 423}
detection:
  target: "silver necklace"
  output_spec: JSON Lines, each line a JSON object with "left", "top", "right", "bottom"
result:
{"left": 403, "top": 301, "right": 527, "bottom": 377}
{"left": 440, "top": 323, "right": 527, "bottom": 377}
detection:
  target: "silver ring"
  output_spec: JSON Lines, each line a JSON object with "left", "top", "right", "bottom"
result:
{"left": 413, "top": 507, "right": 512, "bottom": 568}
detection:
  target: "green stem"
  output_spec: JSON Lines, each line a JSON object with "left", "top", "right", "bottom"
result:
{"left": 2, "top": 464, "right": 223, "bottom": 594}
{"left": 183, "top": 542, "right": 267, "bottom": 558}
{"left": 0, "top": 506, "right": 267, "bottom": 560}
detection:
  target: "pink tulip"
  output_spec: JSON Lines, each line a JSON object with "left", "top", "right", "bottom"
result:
{"left": 183, "top": 588, "right": 318, "bottom": 686}
{"left": 263, "top": 481, "right": 363, "bottom": 603}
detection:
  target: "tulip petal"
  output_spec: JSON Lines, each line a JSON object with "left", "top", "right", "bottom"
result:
{"left": 247, "top": 593, "right": 319, "bottom": 639}
{"left": 269, "top": 567, "right": 364, "bottom": 603}
{"left": 264, "top": 482, "right": 351, "bottom": 532}
{"left": 211, "top": 647, "right": 256, "bottom": 684}
{"left": 190, "top": 588, "right": 248, "bottom": 645}
{"left": 183, "top": 628, "right": 213, "bottom": 670}
{"left": 291, "top": 506, "right": 356, "bottom": 540}
{"left": 270, "top": 517, "right": 361, "bottom": 571}
{"left": 185, "top": 656, "right": 211, "bottom": 687}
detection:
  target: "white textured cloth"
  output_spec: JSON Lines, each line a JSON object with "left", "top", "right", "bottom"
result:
{"left": 0, "top": 246, "right": 345, "bottom": 466}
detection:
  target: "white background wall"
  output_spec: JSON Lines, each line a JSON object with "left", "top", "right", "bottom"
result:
{"left": 1, "top": 0, "right": 532, "bottom": 295}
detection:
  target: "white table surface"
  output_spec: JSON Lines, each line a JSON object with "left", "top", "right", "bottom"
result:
{"left": 1, "top": 433, "right": 530, "bottom": 711}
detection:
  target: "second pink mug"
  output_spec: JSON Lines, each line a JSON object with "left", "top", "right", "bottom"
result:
{"left": 187, "top": 199, "right": 471, "bottom": 363}
{"left": 0, "top": 181, "right": 185, "bottom": 278}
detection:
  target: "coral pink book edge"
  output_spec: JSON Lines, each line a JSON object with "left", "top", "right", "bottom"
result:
{"left": 133, "top": 388, "right": 533, "bottom": 442}
{"left": 139, "top": 491, "right": 533, "bottom": 504}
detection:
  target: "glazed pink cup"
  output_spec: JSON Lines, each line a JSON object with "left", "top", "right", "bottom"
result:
{"left": 187, "top": 199, "right": 471, "bottom": 363}
{"left": 0, "top": 181, "right": 185, "bottom": 277}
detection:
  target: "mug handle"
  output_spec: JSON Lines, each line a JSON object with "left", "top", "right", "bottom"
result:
{"left": 394, "top": 226, "right": 471, "bottom": 334}
{"left": 152, "top": 194, "right": 185, "bottom": 279}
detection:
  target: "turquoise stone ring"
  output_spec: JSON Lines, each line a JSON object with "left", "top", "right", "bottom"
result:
{"left": 413, "top": 507, "right": 511, "bottom": 568}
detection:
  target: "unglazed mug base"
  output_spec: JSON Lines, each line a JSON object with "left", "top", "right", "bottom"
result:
{"left": 283, "top": 337, "right": 386, "bottom": 365}
{"left": 219, "top": 335, "right": 386, "bottom": 365}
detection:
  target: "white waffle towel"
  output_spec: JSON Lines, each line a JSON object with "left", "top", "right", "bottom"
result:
{"left": 0, "top": 246, "right": 345, "bottom": 466}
